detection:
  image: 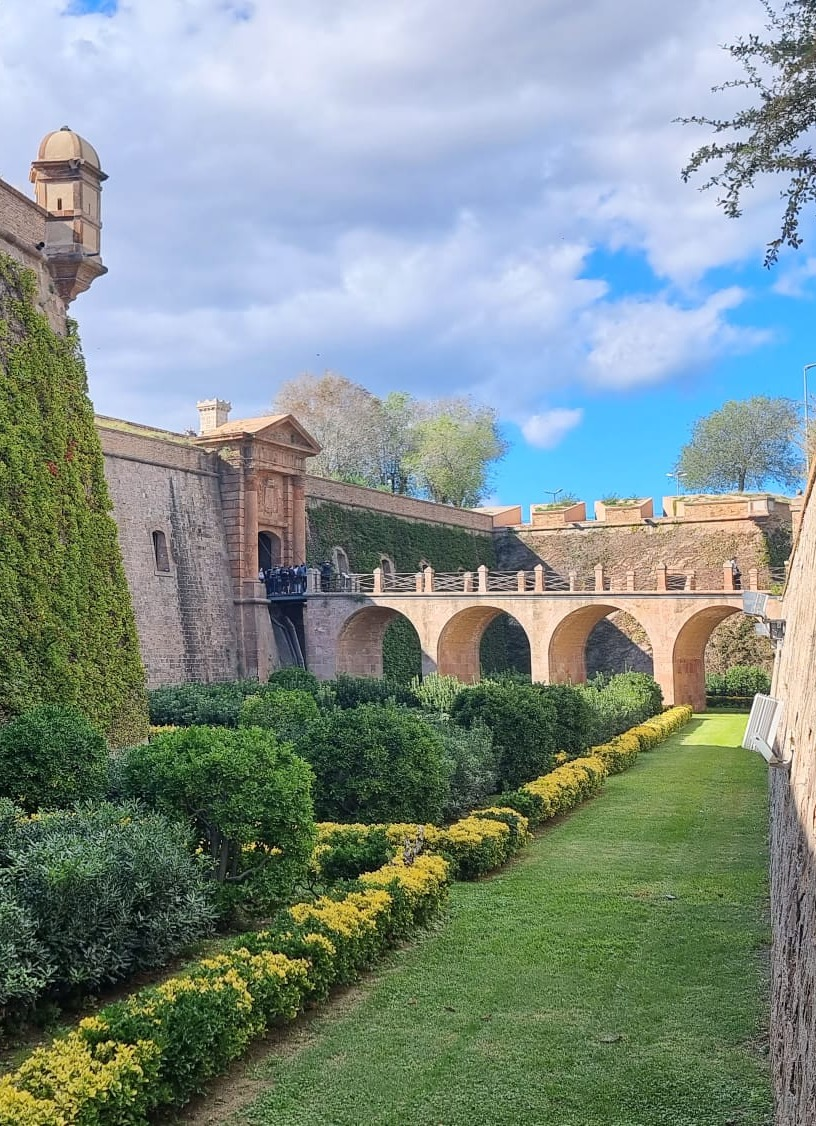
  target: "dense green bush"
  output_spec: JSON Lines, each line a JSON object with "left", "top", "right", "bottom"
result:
{"left": 118, "top": 726, "right": 315, "bottom": 916}
{"left": 450, "top": 680, "right": 558, "bottom": 789}
{"left": 0, "top": 801, "right": 214, "bottom": 1018}
{"left": 0, "top": 705, "right": 108, "bottom": 812}
{"left": 533, "top": 683, "right": 593, "bottom": 757}
{"left": 706, "top": 665, "right": 771, "bottom": 698}
{"left": 300, "top": 704, "right": 451, "bottom": 823}
{"left": 314, "top": 824, "right": 394, "bottom": 883}
{"left": 147, "top": 680, "right": 263, "bottom": 727}
{"left": 580, "top": 672, "right": 663, "bottom": 746}
{"left": 327, "top": 674, "right": 420, "bottom": 710}
{"left": 267, "top": 667, "right": 320, "bottom": 695}
{"left": 0, "top": 255, "right": 147, "bottom": 746}
{"left": 423, "top": 715, "right": 499, "bottom": 819}
{"left": 239, "top": 688, "right": 320, "bottom": 742}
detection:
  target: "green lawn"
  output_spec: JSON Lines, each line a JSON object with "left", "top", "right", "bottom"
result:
{"left": 237, "top": 713, "right": 771, "bottom": 1126}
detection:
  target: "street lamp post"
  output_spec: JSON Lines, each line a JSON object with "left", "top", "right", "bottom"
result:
{"left": 544, "top": 488, "right": 563, "bottom": 505}
{"left": 804, "top": 363, "right": 816, "bottom": 473}
{"left": 666, "top": 471, "right": 685, "bottom": 496}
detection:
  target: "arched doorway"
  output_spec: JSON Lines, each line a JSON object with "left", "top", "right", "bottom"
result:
{"left": 549, "top": 604, "right": 653, "bottom": 686}
{"left": 673, "top": 606, "right": 741, "bottom": 711}
{"left": 437, "top": 607, "right": 533, "bottom": 683}
{"left": 258, "top": 531, "right": 282, "bottom": 572}
{"left": 336, "top": 606, "right": 422, "bottom": 680}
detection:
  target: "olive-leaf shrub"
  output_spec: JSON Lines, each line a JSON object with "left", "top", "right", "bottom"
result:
{"left": 0, "top": 800, "right": 214, "bottom": 1018}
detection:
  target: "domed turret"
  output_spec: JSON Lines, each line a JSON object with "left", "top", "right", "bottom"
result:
{"left": 29, "top": 127, "right": 107, "bottom": 303}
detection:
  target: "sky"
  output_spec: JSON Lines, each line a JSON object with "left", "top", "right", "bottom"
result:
{"left": 1, "top": 0, "right": 814, "bottom": 516}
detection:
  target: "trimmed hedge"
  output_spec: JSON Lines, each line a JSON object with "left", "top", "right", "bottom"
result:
{"left": 0, "top": 855, "right": 450, "bottom": 1124}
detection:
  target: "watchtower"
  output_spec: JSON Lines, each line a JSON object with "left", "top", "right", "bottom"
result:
{"left": 29, "top": 126, "right": 108, "bottom": 302}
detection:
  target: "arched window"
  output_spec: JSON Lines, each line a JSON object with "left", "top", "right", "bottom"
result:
{"left": 418, "top": 558, "right": 431, "bottom": 572}
{"left": 380, "top": 555, "right": 396, "bottom": 579}
{"left": 332, "top": 546, "right": 350, "bottom": 575}
{"left": 152, "top": 530, "right": 170, "bottom": 573}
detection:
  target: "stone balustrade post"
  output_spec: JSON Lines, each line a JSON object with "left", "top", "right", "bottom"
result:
{"left": 655, "top": 563, "right": 667, "bottom": 592}
{"left": 748, "top": 567, "right": 759, "bottom": 592}
{"left": 722, "top": 561, "right": 735, "bottom": 591}
{"left": 423, "top": 566, "right": 435, "bottom": 593}
{"left": 568, "top": 570, "right": 577, "bottom": 592}
{"left": 533, "top": 564, "right": 544, "bottom": 593}
{"left": 415, "top": 571, "right": 423, "bottom": 592}
{"left": 685, "top": 570, "right": 696, "bottom": 591}
{"left": 594, "top": 564, "right": 605, "bottom": 592}
{"left": 463, "top": 571, "right": 473, "bottom": 592}
{"left": 517, "top": 570, "right": 527, "bottom": 592}
{"left": 373, "top": 567, "right": 383, "bottom": 594}
{"left": 626, "top": 570, "right": 635, "bottom": 592}
{"left": 306, "top": 567, "right": 320, "bottom": 594}
{"left": 477, "top": 564, "right": 488, "bottom": 593}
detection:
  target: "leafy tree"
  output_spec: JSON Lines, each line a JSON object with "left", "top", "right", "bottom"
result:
{"left": 373, "top": 391, "right": 418, "bottom": 494}
{"left": 406, "top": 399, "right": 507, "bottom": 506}
{"left": 274, "top": 371, "right": 383, "bottom": 483}
{"left": 675, "top": 396, "right": 802, "bottom": 492}
{"left": 679, "top": 0, "right": 816, "bottom": 264}
{"left": 0, "top": 256, "right": 147, "bottom": 744}
{"left": 118, "top": 726, "right": 316, "bottom": 915}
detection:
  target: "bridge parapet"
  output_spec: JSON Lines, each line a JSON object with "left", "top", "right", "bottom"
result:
{"left": 322, "top": 561, "right": 776, "bottom": 596}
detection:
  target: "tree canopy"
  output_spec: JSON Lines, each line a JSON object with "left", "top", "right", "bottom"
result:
{"left": 675, "top": 395, "right": 803, "bottom": 492}
{"left": 679, "top": 0, "right": 816, "bottom": 265}
{"left": 273, "top": 372, "right": 506, "bottom": 506}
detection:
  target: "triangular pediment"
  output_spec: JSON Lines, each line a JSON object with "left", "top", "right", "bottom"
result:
{"left": 195, "top": 413, "right": 321, "bottom": 457}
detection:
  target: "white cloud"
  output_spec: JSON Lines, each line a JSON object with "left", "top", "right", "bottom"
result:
{"left": 773, "top": 257, "right": 816, "bottom": 298}
{"left": 582, "top": 289, "right": 769, "bottom": 390}
{"left": 0, "top": 0, "right": 791, "bottom": 428}
{"left": 522, "top": 408, "right": 584, "bottom": 449}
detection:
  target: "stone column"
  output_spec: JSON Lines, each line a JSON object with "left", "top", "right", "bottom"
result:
{"left": 245, "top": 475, "right": 259, "bottom": 579}
{"left": 626, "top": 570, "right": 635, "bottom": 592}
{"left": 594, "top": 564, "right": 605, "bottom": 592}
{"left": 423, "top": 566, "right": 435, "bottom": 593}
{"left": 655, "top": 563, "right": 667, "bottom": 592}
{"left": 373, "top": 567, "right": 383, "bottom": 594}
{"left": 477, "top": 565, "right": 488, "bottom": 593}
{"left": 463, "top": 571, "right": 473, "bottom": 592}
{"left": 723, "top": 561, "right": 736, "bottom": 591}
{"left": 415, "top": 572, "right": 423, "bottom": 592}
{"left": 291, "top": 474, "right": 306, "bottom": 565}
{"left": 534, "top": 564, "right": 544, "bottom": 593}
{"left": 517, "top": 570, "right": 527, "bottom": 592}
{"left": 568, "top": 570, "right": 577, "bottom": 592}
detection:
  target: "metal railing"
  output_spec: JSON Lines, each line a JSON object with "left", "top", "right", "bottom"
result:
{"left": 308, "top": 562, "right": 775, "bottom": 596}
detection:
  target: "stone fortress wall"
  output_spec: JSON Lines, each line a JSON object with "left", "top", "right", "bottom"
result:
{"left": 767, "top": 464, "right": 816, "bottom": 1123}
{"left": 0, "top": 177, "right": 67, "bottom": 331}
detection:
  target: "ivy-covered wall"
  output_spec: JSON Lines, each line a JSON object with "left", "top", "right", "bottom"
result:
{"left": 0, "top": 254, "right": 148, "bottom": 745}
{"left": 306, "top": 501, "right": 503, "bottom": 681}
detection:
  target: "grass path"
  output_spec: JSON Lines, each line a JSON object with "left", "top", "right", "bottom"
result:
{"left": 215, "top": 714, "right": 771, "bottom": 1126}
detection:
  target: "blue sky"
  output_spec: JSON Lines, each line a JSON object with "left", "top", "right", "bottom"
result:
{"left": 1, "top": 0, "right": 813, "bottom": 517}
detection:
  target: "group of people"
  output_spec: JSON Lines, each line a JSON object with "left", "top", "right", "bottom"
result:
{"left": 258, "top": 563, "right": 308, "bottom": 597}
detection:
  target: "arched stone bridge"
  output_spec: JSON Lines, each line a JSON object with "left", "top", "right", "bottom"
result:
{"left": 303, "top": 563, "right": 769, "bottom": 711}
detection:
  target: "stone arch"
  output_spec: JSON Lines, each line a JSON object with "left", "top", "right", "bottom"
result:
{"left": 673, "top": 605, "right": 741, "bottom": 711}
{"left": 437, "top": 606, "right": 533, "bottom": 683}
{"left": 336, "top": 605, "right": 420, "bottom": 679}
{"left": 549, "top": 603, "right": 654, "bottom": 686}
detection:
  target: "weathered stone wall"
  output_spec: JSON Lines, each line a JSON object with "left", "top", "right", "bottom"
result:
{"left": 768, "top": 470, "right": 816, "bottom": 1124}
{"left": 0, "top": 177, "right": 66, "bottom": 332}
{"left": 306, "top": 475, "right": 495, "bottom": 533}
{"left": 98, "top": 423, "right": 241, "bottom": 687}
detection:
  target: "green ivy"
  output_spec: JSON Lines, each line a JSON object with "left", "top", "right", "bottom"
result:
{"left": 306, "top": 501, "right": 499, "bottom": 682}
{"left": 0, "top": 254, "right": 148, "bottom": 745}
{"left": 305, "top": 501, "right": 496, "bottom": 573}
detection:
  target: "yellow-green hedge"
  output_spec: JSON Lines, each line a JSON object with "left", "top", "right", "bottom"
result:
{"left": 0, "top": 854, "right": 451, "bottom": 1124}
